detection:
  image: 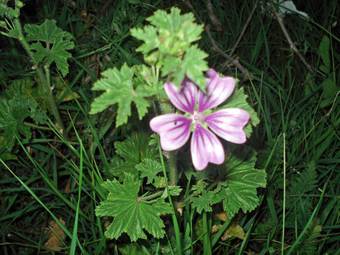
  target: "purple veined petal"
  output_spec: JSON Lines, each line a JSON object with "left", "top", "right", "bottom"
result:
{"left": 190, "top": 124, "right": 225, "bottom": 171}
{"left": 150, "top": 114, "right": 192, "bottom": 151}
{"left": 198, "top": 72, "right": 236, "bottom": 112}
{"left": 205, "top": 108, "right": 250, "bottom": 144}
{"left": 206, "top": 68, "right": 218, "bottom": 79}
{"left": 164, "top": 80, "right": 198, "bottom": 114}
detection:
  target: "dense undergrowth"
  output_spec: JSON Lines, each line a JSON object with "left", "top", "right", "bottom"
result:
{"left": 0, "top": 0, "right": 339, "bottom": 254}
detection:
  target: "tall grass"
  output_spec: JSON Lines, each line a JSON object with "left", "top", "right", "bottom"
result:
{"left": 0, "top": 0, "right": 339, "bottom": 254}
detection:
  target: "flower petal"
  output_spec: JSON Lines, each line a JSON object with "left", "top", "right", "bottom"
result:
{"left": 150, "top": 114, "right": 192, "bottom": 151}
{"left": 164, "top": 80, "right": 198, "bottom": 113}
{"left": 198, "top": 70, "right": 236, "bottom": 112}
{"left": 190, "top": 124, "right": 225, "bottom": 171}
{"left": 205, "top": 108, "right": 250, "bottom": 144}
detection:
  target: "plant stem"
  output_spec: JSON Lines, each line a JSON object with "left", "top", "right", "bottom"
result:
{"left": 14, "top": 19, "right": 66, "bottom": 136}
{"left": 157, "top": 69, "right": 181, "bottom": 253}
{"left": 202, "top": 211, "right": 212, "bottom": 255}
{"left": 168, "top": 151, "right": 178, "bottom": 186}
{"left": 44, "top": 64, "right": 66, "bottom": 135}
{"left": 24, "top": 122, "right": 51, "bottom": 131}
{"left": 158, "top": 100, "right": 178, "bottom": 186}
{"left": 281, "top": 132, "right": 286, "bottom": 255}
{"left": 140, "top": 191, "right": 163, "bottom": 201}
{"left": 158, "top": 142, "right": 182, "bottom": 254}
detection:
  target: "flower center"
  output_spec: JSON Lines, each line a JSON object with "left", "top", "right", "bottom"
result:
{"left": 192, "top": 111, "right": 205, "bottom": 125}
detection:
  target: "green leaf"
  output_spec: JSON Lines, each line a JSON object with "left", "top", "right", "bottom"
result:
{"left": 147, "top": 7, "right": 203, "bottom": 47}
{"left": 191, "top": 179, "right": 207, "bottom": 196}
{"left": 0, "top": 1, "right": 20, "bottom": 19}
{"left": 109, "top": 133, "right": 158, "bottom": 178}
{"left": 127, "top": 0, "right": 142, "bottom": 4}
{"left": 287, "top": 162, "right": 317, "bottom": 207}
{"left": 218, "top": 152, "right": 266, "bottom": 218}
{"left": 318, "top": 36, "right": 330, "bottom": 73}
{"left": 25, "top": 19, "right": 72, "bottom": 43}
{"left": 286, "top": 162, "right": 318, "bottom": 228}
{"left": 131, "top": 7, "right": 208, "bottom": 89}
{"left": 131, "top": 26, "right": 159, "bottom": 55}
{"left": 136, "top": 158, "right": 162, "bottom": 185}
{"left": 90, "top": 64, "right": 154, "bottom": 127}
{"left": 96, "top": 174, "right": 172, "bottom": 241}
{"left": 54, "top": 77, "right": 80, "bottom": 103}
{"left": 24, "top": 19, "right": 74, "bottom": 76}
{"left": 297, "top": 223, "right": 322, "bottom": 255}
{"left": 0, "top": 5, "right": 20, "bottom": 39}
{"left": 0, "top": 98, "right": 26, "bottom": 149}
{"left": 223, "top": 86, "right": 260, "bottom": 137}
{"left": 161, "top": 185, "right": 182, "bottom": 198}
{"left": 191, "top": 190, "right": 221, "bottom": 214}
{"left": 0, "top": 6, "right": 15, "bottom": 19}
{"left": 167, "top": 185, "right": 182, "bottom": 197}
{"left": 153, "top": 176, "right": 167, "bottom": 189}
{"left": 161, "top": 55, "right": 182, "bottom": 78}
{"left": 180, "top": 46, "right": 208, "bottom": 90}
{"left": 162, "top": 46, "right": 208, "bottom": 90}
{"left": 320, "top": 77, "right": 338, "bottom": 108}
{"left": 4, "top": 78, "right": 47, "bottom": 122}
{"left": 119, "top": 243, "right": 150, "bottom": 255}
{"left": 0, "top": 1, "right": 22, "bottom": 39}
{"left": 0, "top": 79, "right": 46, "bottom": 152}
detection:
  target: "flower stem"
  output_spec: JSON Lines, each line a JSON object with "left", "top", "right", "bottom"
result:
{"left": 158, "top": 99, "right": 179, "bottom": 186}
{"left": 156, "top": 69, "right": 181, "bottom": 253}
{"left": 158, "top": 142, "right": 182, "bottom": 254}
{"left": 202, "top": 211, "right": 212, "bottom": 255}
{"left": 44, "top": 64, "right": 66, "bottom": 136}
{"left": 168, "top": 151, "right": 178, "bottom": 186}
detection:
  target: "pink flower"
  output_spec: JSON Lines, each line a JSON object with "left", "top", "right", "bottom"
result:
{"left": 150, "top": 69, "right": 250, "bottom": 170}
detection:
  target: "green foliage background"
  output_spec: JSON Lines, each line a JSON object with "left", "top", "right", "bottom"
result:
{"left": 0, "top": 0, "right": 339, "bottom": 254}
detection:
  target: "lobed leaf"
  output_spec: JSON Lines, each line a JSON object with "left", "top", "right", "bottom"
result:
{"left": 131, "top": 26, "right": 159, "bottom": 55}
{"left": 131, "top": 7, "right": 208, "bottom": 90}
{"left": 96, "top": 174, "right": 172, "bottom": 241}
{"left": 218, "top": 152, "right": 266, "bottom": 218}
{"left": 180, "top": 46, "right": 208, "bottom": 90}
{"left": 0, "top": 80, "right": 46, "bottom": 151}
{"left": 191, "top": 190, "right": 221, "bottom": 214}
{"left": 24, "top": 19, "right": 74, "bottom": 76}
{"left": 136, "top": 158, "right": 163, "bottom": 185}
{"left": 109, "top": 133, "right": 158, "bottom": 178}
{"left": 0, "top": 1, "right": 20, "bottom": 19}
{"left": 90, "top": 64, "right": 155, "bottom": 127}
{"left": 147, "top": 7, "right": 203, "bottom": 46}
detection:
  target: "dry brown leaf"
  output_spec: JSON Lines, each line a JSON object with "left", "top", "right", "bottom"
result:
{"left": 64, "top": 178, "right": 71, "bottom": 193}
{"left": 44, "top": 218, "right": 66, "bottom": 252}
{"left": 211, "top": 224, "right": 221, "bottom": 234}
{"left": 221, "top": 223, "right": 245, "bottom": 241}
{"left": 215, "top": 212, "right": 228, "bottom": 222}
{"left": 175, "top": 201, "right": 185, "bottom": 216}
{"left": 213, "top": 212, "right": 245, "bottom": 240}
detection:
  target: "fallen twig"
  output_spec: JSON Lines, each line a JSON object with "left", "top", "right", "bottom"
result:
{"left": 205, "top": 25, "right": 252, "bottom": 80}
{"left": 229, "top": 0, "right": 259, "bottom": 56}
{"left": 272, "top": 6, "right": 314, "bottom": 73}
{"left": 206, "top": 0, "right": 223, "bottom": 31}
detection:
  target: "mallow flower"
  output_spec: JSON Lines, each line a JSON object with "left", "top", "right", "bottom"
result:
{"left": 150, "top": 69, "right": 250, "bottom": 170}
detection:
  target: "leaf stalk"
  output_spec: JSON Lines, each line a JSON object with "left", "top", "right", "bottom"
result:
{"left": 14, "top": 18, "right": 66, "bottom": 136}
